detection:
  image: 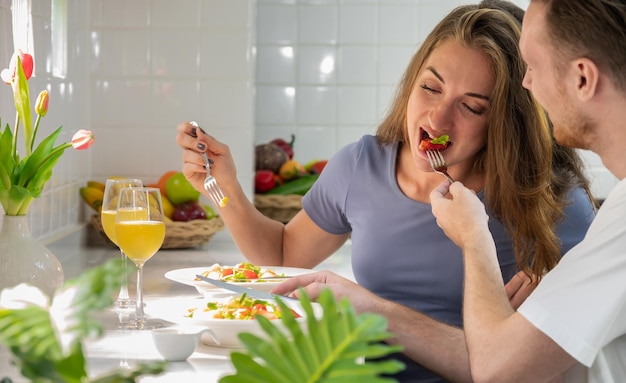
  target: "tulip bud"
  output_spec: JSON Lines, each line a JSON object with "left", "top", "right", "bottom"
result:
{"left": 71, "top": 130, "right": 95, "bottom": 150}
{"left": 17, "top": 50, "right": 34, "bottom": 80}
{"left": 35, "top": 90, "right": 49, "bottom": 116}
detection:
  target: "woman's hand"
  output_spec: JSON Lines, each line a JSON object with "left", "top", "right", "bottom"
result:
{"left": 505, "top": 270, "right": 539, "bottom": 309}
{"left": 175, "top": 121, "right": 238, "bottom": 195}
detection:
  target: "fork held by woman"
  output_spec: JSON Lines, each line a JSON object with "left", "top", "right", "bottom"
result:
{"left": 189, "top": 121, "right": 229, "bottom": 208}
{"left": 201, "top": 151, "right": 228, "bottom": 208}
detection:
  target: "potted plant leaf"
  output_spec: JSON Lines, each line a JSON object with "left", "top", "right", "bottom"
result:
{"left": 220, "top": 289, "right": 405, "bottom": 383}
{"left": 0, "top": 259, "right": 165, "bottom": 383}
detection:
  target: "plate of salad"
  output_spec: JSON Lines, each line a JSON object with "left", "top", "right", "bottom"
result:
{"left": 164, "top": 262, "right": 314, "bottom": 295}
{"left": 145, "top": 294, "right": 321, "bottom": 348}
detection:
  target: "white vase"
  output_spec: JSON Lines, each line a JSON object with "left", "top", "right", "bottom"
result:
{"left": 0, "top": 215, "right": 64, "bottom": 297}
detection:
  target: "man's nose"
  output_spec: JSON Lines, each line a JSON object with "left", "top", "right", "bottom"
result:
{"left": 522, "top": 69, "right": 532, "bottom": 90}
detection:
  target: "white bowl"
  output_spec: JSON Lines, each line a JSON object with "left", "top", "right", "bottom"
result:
{"left": 146, "top": 296, "right": 321, "bottom": 348}
{"left": 164, "top": 266, "right": 315, "bottom": 295}
{"left": 151, "top": 325, "right": 215, "bottom": 361}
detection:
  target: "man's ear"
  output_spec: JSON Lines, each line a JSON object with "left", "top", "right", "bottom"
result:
{"left": 572, "top": 58, "right": 599, "bottom": 101}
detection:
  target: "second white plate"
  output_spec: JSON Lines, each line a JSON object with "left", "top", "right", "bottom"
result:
{"left": 145, "top": 295, "right": 321, "bottom": 348}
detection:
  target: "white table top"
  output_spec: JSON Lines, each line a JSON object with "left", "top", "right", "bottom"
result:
{"left": 0, "top": 226, "right": 353, "bottom": 382}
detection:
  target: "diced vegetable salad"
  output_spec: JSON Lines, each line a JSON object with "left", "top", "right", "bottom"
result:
{"left": 185, "top": 293, "right": 301, "bottom": 320}
{"left": 195, "top": 262, "right": 285, "bottom": 283}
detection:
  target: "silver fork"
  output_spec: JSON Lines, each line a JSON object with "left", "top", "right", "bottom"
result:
{"left": 201, "top": 151, "right": 229, "bottom": 208}
{"left": 190, "top": 120, "right": 229, "bottom": 207}
{"left": 426, "top": 150, "right": 454, "bottom": 184}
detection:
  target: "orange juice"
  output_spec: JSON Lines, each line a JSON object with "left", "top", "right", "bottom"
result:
{"left": 102, "top": 208, "right": 148, "bottom": 246}
{"left": 115, "top": 221, "right": 165, "bottom": 265}
{"left": 117, "top": 207, "right": 149, "bottom": 221}
{"left": 101, "top": 210, "right": 118, "bottom": 245}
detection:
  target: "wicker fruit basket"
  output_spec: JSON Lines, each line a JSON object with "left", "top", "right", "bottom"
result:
{"left": 254, "top": 194, "right": 303, "bottom": 223}
{"left": 90, "top": 214, "right": 225, "bottom": 249}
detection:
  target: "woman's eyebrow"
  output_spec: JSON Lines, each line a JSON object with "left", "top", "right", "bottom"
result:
{"left": 427, "top": 66, "right": 491, "bottom": 102}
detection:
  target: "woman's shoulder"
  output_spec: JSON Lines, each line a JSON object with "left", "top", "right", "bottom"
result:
{"left": 338, "top": 134, "right": 396, "bottom": 161}
{"left": 317, "top": 134, "right": 396, "bottom": 187}
{"left": 563, "top": 186, "right": 596, "bottom": 222}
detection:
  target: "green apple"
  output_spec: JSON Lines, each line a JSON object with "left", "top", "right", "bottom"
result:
{"left": 202, "top": 204, "right": 217, "bottom": 219}
{"left": 165, "top": 172, "right": 201, "bottom": 205}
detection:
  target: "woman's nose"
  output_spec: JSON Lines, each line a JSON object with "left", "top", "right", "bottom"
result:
{"left": 428, "top": 101, "right": 453, "bottom": 131}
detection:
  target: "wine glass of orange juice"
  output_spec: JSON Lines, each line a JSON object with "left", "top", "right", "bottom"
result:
{"left": 101, "top": 178, "right": 143, "bottom": 308}
{"left": 115, "top": 187, "right": 166, "bottom": 330}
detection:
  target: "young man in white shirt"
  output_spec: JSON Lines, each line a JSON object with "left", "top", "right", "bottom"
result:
{"left": 430, "top": 0, "right": 626, "bottom": 381}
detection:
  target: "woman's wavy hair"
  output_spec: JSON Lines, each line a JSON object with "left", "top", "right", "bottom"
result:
{"left": 376, "top": 0, "right": 594, "bottom": 280}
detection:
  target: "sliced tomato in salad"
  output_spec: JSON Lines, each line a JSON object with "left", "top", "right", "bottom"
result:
{"left": 222, "top": 268, "right": 234, "bottom": 277}
{"left": 241, "top": 270, "right": 258, "bottom": 279}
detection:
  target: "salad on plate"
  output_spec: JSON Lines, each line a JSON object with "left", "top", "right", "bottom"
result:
{"left": 194, "top": 262, "right": 287, "bottom": 283}
{"left": 185, "top": 293, "right": 301, "bottom": 321}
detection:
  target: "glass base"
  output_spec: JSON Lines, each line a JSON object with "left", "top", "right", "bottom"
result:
{"left": 115, "top": 298, "right": 137, "bottom": 309}
{"left": 124, "top": 318, "right": 165, "bottom": 330}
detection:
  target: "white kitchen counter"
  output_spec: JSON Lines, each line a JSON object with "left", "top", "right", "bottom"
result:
{"left": 0, "top": 225, "right": 353, "bottom": 382}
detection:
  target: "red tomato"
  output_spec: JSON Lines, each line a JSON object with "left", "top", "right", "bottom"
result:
{"left": 242, "top": 270, "right": 258, "bottom": 279}
{"left": 222, "top": 268, "right": 233, "bottom": 277}
{"left": 309, "top": 160, "right": 328, "bottom": 175}
{"left": 255, "top": 170, "right": 279, "bottom": 193}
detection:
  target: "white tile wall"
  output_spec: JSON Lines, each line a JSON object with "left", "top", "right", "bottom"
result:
{"left": 0, "top": 0, "right": 617, "bottom": 240}
{"left": 87, "top": 0, "right": 255, "bottom": 212}
{"left": 255, "top": 0, "right": 479, "bottom": 158}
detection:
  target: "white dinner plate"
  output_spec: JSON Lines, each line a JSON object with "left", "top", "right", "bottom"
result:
{"left": 145, "top": 295, "right": 321, "bottom": 348}
{"left": 164, "top": 265, "right": 315, "bottom": 295}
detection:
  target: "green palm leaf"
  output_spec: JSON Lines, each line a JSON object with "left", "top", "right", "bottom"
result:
{"left": 220, "top": 290, "right": 405, "bottom": 383}
{"left": 0, "top": 259, "right": 166, "bottom": 382}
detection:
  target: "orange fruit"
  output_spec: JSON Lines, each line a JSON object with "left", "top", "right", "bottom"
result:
{"left": 156, "top": 170, "right": 178, "bottom": 197}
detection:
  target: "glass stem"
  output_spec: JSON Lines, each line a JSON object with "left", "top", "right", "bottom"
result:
{"left": 135, "top": 263, "right": 145, "bottom": 328}
{"left": 117, "top": 250, "right": 131, "bottom": 301}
